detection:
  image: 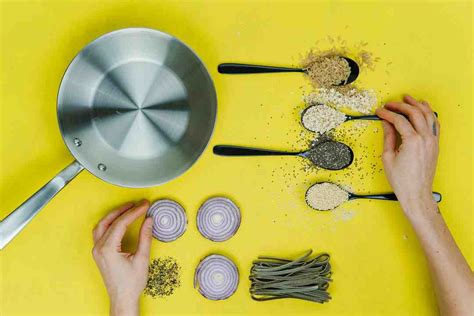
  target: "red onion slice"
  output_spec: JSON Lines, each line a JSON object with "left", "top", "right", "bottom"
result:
{"left": 194, "top": 254, "right": 239, "bottom": 300}
{"left": 147, "top": 199, "right": 187, "bottom": 242}
{"left": 197, "top": 197, "right": 241, "bottom": 242}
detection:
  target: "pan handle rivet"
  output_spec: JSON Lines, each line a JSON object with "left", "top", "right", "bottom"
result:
{"left": 98, "top": 163, "right": 107, "bottom": 171}
{"left": 73, "top": 138, "right": 82, "bottom": 147}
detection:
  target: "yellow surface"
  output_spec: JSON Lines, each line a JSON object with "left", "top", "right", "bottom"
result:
{"left": 1, "top": 0, "right": 472, "bottom": 315}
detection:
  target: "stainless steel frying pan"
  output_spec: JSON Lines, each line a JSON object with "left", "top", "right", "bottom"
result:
{"left": 0, "top": 28, "right": 217, "bottom": 249}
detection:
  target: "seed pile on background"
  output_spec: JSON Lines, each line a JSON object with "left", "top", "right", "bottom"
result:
{"left": 144, "top": 257, "right": 181, "bottom": 298}
{"left": 304, "top": 88, "right": 377, "bottom": 114}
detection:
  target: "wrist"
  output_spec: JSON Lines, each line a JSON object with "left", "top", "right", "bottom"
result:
{"left": 110, "top": 297, "right": 139, "bottom": 316}
{"left": 399, "top": 192, "right": 439, "bottom": 221}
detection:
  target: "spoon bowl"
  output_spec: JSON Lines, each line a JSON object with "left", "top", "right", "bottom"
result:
{"left": 300, "top": 140, "right": 353, "bottom": 170}
{"left": 341, "top": 57, "right": 359, "bottom": 85}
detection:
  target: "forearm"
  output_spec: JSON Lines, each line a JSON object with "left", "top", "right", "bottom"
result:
{"left": 400, "top": 195, "right": 474, "bottom": 316}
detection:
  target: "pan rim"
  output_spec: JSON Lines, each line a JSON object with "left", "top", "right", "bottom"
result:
{"left": 56, "top": 27, "right": 218, "bottom": 188}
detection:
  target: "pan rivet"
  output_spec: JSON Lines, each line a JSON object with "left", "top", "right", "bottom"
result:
{"left": 98, "top": 163, "right": 107, "bottom": 171}
{"left": 73, "top": 138, "right": 82, "bottom": 147}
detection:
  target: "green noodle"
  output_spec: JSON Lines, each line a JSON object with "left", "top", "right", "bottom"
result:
{"left": 249, "top": 250, "right": 332, "bottom": 303}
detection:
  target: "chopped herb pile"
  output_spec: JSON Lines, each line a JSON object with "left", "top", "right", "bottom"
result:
{"left": 144, "top": 257, "right": 181, "bottom": 298}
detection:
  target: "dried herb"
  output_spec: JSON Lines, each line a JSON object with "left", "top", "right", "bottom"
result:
{"left": 144, "top": 257, "right": 181, "bottom": 298}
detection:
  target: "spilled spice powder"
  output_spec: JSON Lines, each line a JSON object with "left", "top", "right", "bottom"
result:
{"left": 144, "top": 257, "right": 181, "bottom": 298}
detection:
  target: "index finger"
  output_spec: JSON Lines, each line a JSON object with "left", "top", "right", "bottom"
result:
{"left": 101, "top": 200, "right": 150, "bottom": 248}
{"left": 376, "top": 107, "right": 416, "bottom": 138}
{"left": 384, "top": 102, "right": 429, "bottom": 135}
{"left": 93, "top": 202, "right": 135, "bottom": 244}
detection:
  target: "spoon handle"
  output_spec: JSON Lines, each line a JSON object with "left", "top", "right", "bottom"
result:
{"left": 347, "top": 115, "right": 381, "bottom": 121}
{"left": 213, "top": 145, "right": 297, "bottom": 156}
{"left": 218, "top": 63, "right": 303, "bottom": 74}
{"left": 351, "top": 192, "right": 442, "bottom": 203}
{"left": 347, "top": 112, "right": 438, "bottom": 121}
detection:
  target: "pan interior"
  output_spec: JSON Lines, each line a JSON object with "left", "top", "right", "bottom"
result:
{"left": 57, "top": 28, "right": 217, "bottom": 187}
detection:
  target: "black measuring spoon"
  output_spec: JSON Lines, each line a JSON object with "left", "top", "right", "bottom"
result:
{"left": 301, "top": 105, "right": 439, "bottom": 133}
{"left": 348, "top": 192, "right": 442, "bottom": 203}
{"left": 300, "top": 105, "right": 380, "bottom": 132}
{"left": 218, "top": 57, "right": 359, "bottom": 85}
{"left": 213, "top": 140, "right": 354, "bottom": 170}
{"left": 305, "top": 182, "right": 442, "bottom": 211}
{"left": 343, "top": 112, "right": 438, "bottom": 122}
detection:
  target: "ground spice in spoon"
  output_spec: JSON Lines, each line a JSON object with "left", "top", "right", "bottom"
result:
{"left": 144, "top": 257, "right": 181, "bottom": 298}
{"left": 306, "top": 182, "right": 349, "bottom": 211}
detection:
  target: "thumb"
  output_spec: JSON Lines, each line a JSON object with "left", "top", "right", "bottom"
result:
{"left": 135, "top": 217, "right": 153, "bottom": 259}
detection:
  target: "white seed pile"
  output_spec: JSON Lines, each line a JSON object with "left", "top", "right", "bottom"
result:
{"left": 305, "top": 182, "right": 349, "bottom": 211}
{"left": 304, "top": 87, "right": 377, "bottom": 114}
{"left": 301, "top": 104, "right": 347, "bottom": 134}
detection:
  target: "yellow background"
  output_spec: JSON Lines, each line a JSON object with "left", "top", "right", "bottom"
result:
{"left": 1, "top": 0, "right": 472, "bottom": 315}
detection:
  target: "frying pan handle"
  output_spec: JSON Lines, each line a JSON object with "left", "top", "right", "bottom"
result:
{"left": 0, "top": 161, "right": 83, "bottom": 249}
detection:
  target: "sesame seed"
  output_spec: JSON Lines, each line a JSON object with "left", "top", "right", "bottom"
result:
{"left": 306, "top": 183, "right": 349, "bottom": 211}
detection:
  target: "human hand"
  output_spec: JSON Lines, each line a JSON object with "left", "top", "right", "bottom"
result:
{"left": 375, "top": 95, "right": 440, "bottom": 214}
{"left": 92, "top": 200, "right": 153, "bottom": 316}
